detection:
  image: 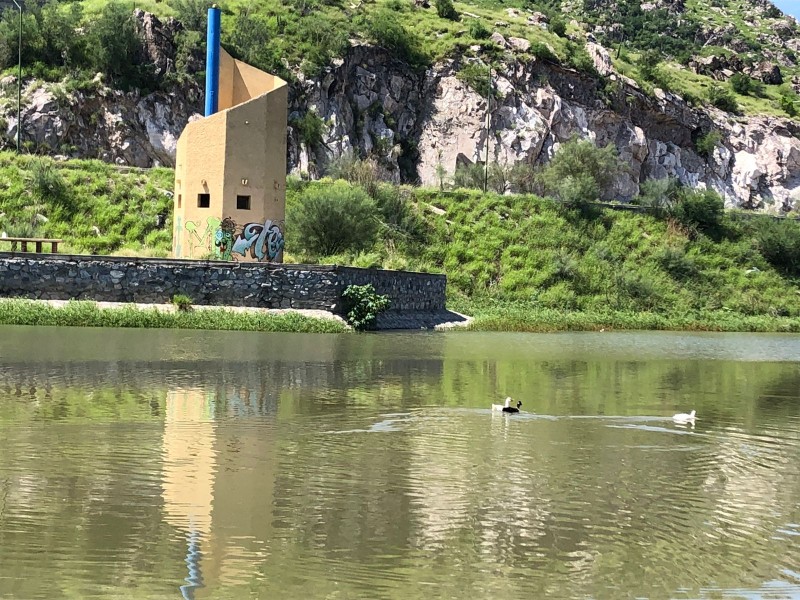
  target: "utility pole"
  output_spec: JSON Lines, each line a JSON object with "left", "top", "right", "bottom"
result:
{"left": 484, "top": 66, "right": 491, "bottom": 193}
{"left": 12, "top": 0, "right": 21, "bottom": 153}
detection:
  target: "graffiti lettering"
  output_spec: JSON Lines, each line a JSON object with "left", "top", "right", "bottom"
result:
{"left": 213, "top": 218, "right": 284, "bottom": 262}
{"left": 231, "top": 219, "right": 284, "bottom": 262}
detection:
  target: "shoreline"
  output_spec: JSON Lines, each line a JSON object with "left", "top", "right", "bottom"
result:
{"left": 0, "top": 299, "right": 474, "bottom": 333}
{"left": 2, "top": 298, "right": 798, "bottom": 334}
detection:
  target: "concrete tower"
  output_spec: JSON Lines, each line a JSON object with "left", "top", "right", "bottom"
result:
{"left": 172, "top": 5, "right": 288, "bottom": 262}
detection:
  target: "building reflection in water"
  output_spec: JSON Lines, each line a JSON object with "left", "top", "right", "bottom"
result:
{"left": 160, "top": 382, "right": 281, "bottom": 597}
{"left": 161, "top": 388, "right": 217, "bottom": 599}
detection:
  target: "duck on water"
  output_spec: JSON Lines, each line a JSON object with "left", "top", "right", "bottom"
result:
{"left": 491, "top": 398, "right": 522, "bottom": 413}
{"left": 672, "top": 410, "right": 696, "bottom": 424}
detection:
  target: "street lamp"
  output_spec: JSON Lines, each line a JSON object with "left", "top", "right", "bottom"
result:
{"left": 11, "top": 0, "right": 21, "bottom": 153}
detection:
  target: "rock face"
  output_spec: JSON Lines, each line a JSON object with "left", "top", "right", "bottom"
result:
{"left": 1, "top": 12, "right": 799, "bottom": 210}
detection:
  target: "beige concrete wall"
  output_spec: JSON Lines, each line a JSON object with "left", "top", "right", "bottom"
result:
{"left": 220, "top": 84, "right": 288, "bottom": 262}
{"left": 173, "top": 112, "right": 227, "bottom": 259}
{"left": 174, "top": 47, "right": 288, "bottom": 263}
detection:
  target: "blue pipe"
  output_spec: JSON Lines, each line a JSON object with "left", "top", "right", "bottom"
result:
{"left": 204, "top": 6, "right": 221, "bottom": 117}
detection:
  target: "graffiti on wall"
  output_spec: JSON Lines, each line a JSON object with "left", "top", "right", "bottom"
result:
{"left": 185, "top": 217, "right": 221, "bottom": 258}
{"left": 214, "top": 218, "right": 284, "bottom": 262}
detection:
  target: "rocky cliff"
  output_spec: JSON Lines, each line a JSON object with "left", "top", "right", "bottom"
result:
{"left": 2, "top": 10, "right": 799, "bottom": 211}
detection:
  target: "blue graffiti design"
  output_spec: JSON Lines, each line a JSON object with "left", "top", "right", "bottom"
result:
{"left": 231, "top": 219, "right": 284, "bottom": 262}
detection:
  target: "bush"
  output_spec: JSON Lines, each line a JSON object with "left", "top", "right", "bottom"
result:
{"left": 287, "top": 181, "right": 380, "bottom": 256}
{"left": 373, "top": 185, "right": 425, "bottom": 244}
{"left": 435, "top": 0, "right": 459, "bottom": 21}
{"left": 326, "top": 154, "right": 381, "bottom": 198}
{"left": 550, "top": 16, "right": 567, "bottom": 37}
{"left": 753, "top": 218, "right": 800, "bottom": 277}
{"left": 636, "top": 177, "right": 682, "bottom": 218}
{"left": 292, "top": 110, "right": 325, "bottom": 148}
{"left": 708, "top": 85, "right": 739, "bottom": 113}
{"left": 453, "top": 162, "right": 487, "bottom": 190}
{"left": 172, "top": 294, "right": 193, "bottom": 312}
{"left": 457, "top": 61, "right": 492, "bottom": 97}
{"left": 362, "top": 10, "right": 429, "bottom": 68}
{"left": 341, "top": 284, "right": 390, "bottom": 330}
{"left": 729, "top": 72, "right": 765, "bottom": 97}
{"left": 28, "top": 159, "right": 66, "bottom": 205}
{"left": 538, "top": 136, "right": 622, "bottom": 208}
{"left": 695, "top": 130, "right": 722, "bottom": 159}
{"left": 657, "top": 246, "right": 697, "bottom": 279}
{"left": 88, "top": 3, "right": 153, "bottom": 91}
{"left": 468, "top": 19, "right": 490, "bottom": 40}
{"left": 674, "top": 188, "right": 725, "bottom": 237}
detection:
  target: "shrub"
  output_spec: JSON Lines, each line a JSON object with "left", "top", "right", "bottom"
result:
{"left": 341, "top": 284, "right": 390, "bottom": 330}
{"left": 287, "top": 181, "right": 380, "bottom": 256}
{"left": 292, "top": 110, "right": 326, "bottom": 148}
{"left": 88, "top": 3, "right": 153, "bottom": 91}
{"left": 729, "top": 72, "right": 765, "bottom": 97}
{"left": 453, "top": 162, "right": 487, "bottom": 190}
{"left": 457, "top": 61, "right": 492, "bottom": 97}
{"left": 172, "top": 294, "right": 193, "bottom": 312}
{"left": 550, "top": 16, "right": 567, "bottom": 37}
{"left": 674, "top": 188, "right": 725, "bottom": 238}
{"left": 531, "top": 42, "right": 559, "bottom": 63}
{"left": 696, "top": 130, "right": 722, "bottom": 159}
{"left": 362, "top": 10, "right": 429, "bottom": 67}
{"left": 326, "top": 154, "right": 381, "bottom": 198}
{"left": 28, "top": 159, "right": 66, "bottom": 204}
{"left": 171, "top": 0, "right": 208, "bottom": 32}
{"left": 435, "top": 0, "right": 459, "bottom": 21}
{"left": 538, "top": 136, "right": 622, "bottom": 208}
{"left": 636, "top": 177, "right": 682, "bottom": 218}
{"left": 373, "top": 185, "right": 425, "bottom": 244}
{"left": 708, "top": 85, "right": 739, "bottom": 113}
{"left": 753, "top": 218, "right": 800, "bottom": 277}
{"left": 657, "top": 246, "right": 697, "bottom": 279}
{"left": 468, "top": 19, "right": 490, "bottom": 40}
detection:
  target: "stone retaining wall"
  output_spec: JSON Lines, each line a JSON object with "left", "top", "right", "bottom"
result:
{"left": 0, "top": 254, "right": 446, "bottom": 315}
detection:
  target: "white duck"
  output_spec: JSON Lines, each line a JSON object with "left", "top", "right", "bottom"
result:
{"left": 492, "top": 397, "right": 512, "bottom": 411}
{"left": 672, "top": 409, "right": 696, "bottom": 424}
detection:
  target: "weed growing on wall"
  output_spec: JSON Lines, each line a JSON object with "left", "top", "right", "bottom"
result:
{"left": 341, "top": 284, "right": 390, "bottom": 331}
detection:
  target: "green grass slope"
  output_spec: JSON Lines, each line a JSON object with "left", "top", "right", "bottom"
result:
{"left": 2, "top": 154, "right": 800, "bottom": 332}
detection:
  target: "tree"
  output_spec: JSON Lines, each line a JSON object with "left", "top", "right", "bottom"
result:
{"left": 538, "top": 136, "right": 623, "bottom": 207}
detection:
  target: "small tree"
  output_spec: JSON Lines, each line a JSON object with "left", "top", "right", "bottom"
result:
{"left": 435, "top": 0, "right": 459, "bottom": 21}
{"left": 538, "top": 137, "right": 622, "bottom": 208}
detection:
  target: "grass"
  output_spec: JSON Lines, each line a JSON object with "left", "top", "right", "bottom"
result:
{"left": 0, "top": 153, "right": 173, "bottom": 255}
{"left": 0, "top": 299, "right": 349, "bottom": 333}
{"left": 4, "top": 153, "right": 800, "bottom": 334}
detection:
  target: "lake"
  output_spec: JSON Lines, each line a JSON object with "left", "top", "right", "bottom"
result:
{"left": 0, "top": 327, "right": 799, "bottom": 599}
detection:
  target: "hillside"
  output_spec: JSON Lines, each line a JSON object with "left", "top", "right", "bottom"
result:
{"left": 0, "top": 0, "right": 799, "bottom": 210}
{"left": 2, "top": 152, "right": 800, "bottom": 331}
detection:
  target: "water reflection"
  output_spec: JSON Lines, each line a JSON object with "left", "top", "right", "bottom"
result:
{"left": 0, "top": 328, "right": 799, "bottom": 598}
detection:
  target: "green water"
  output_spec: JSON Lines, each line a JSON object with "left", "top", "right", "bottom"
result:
{"left": 0, "top": 327, "right": 799, "bottom": 599}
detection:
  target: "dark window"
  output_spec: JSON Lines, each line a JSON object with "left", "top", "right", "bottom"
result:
{"left": 197, "top": 193, "right": 210, "bottom": 208}
{"left": 236, "top": 195, "right": 251, "bottom": 210}
{"left": 177, "top": 194, "right": 182, "bottom": 208}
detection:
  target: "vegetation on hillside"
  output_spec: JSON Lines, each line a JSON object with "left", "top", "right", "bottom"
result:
{"left": 1, "top": 146, "right": 800, "bottom": 330}
{"left": 0, "top": 152, "right": 173, "bottom": 255}
{"left": 1, "top": 0, "right": 798, "bottom": 119}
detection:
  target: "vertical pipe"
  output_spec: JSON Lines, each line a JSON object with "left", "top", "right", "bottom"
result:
{"left": 205, "top": 5, "right": 221, "bottom": 117}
